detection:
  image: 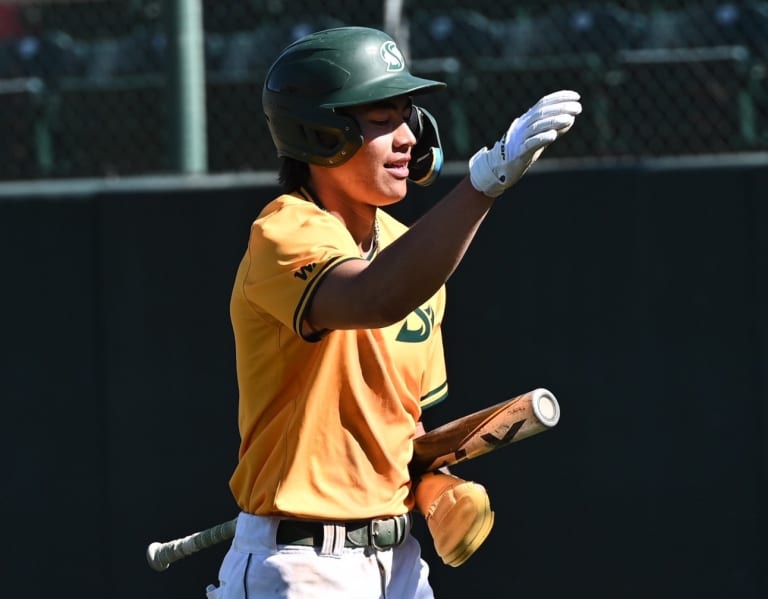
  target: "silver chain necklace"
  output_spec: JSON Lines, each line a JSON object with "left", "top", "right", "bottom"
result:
{"left": 365, "top": 217, "right": 380, "bottom": 259}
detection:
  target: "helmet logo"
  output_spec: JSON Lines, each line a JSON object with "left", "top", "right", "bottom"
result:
{"left": 379, "top": 41, "right": 405, "bottom": 72}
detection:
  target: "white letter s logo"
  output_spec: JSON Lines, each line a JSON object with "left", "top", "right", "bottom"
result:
{"left": 379, "top": 41, "right": 405, "bottom": 72}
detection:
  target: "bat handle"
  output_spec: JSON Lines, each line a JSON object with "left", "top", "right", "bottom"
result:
{"left": 146, "top": 518, "right": 237, "bottom": 572}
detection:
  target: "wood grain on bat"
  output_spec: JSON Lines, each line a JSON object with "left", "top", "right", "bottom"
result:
{"left": 410, "top": 389, "right": 559, "bottom": 475}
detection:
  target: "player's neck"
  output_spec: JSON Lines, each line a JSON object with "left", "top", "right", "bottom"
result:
{"left": 304, "top": 184, "right": 378, "bottom": 256}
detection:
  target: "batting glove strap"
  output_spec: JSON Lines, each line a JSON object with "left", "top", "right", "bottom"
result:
{"left": 468, "top": 90, "right": 582, "bottom": 198}
{"left": 468, "top": 140, "right": 517, "bottom": 199}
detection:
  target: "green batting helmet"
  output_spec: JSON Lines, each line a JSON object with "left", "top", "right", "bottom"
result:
{"left": 262, "top": 26, "right": 446, "bottom": 167}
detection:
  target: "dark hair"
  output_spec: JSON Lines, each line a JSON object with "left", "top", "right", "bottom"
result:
{"left": 278, "top": 157, "right": 310, "bottom": 193}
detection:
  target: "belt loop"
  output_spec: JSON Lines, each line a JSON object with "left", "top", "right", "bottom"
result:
{"left": 368, "top": 519, "right": 381, "bottom": 550}
{"left": 319, "top": 522, "right": 345, "bottom": 556}
{"left": 393, "top": 515, "right": 402, "bottom": 545}
{"left": 332, "top": 523, "right": 346, "bottom": 554}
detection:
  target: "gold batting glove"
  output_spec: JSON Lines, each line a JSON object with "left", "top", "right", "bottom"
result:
{"left": 414, "top": 471, "right": 495, "bottom": 567}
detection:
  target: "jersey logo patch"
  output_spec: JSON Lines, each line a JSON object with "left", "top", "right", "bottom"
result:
{"left": 294, "top": 263, "right": 317, "bottom": 280}
{"left": 396, "top": 307, "right": 434, "bottom": 342}
{"left": 379, "top": 41, "right": 405, "bottom": 72}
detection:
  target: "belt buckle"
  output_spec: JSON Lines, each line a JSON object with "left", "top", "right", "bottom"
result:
{"left": 368, "top": 514, "right": 407, "bottom": 550}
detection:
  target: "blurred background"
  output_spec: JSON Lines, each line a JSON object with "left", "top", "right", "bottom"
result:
{"left": 0, "top": 0, "right": 767, "bottom": 180}
{"left": 2, "top": 2, "right": 767, "bottom": 599}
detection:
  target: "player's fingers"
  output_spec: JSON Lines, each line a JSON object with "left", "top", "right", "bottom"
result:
{"left": 552, "top": 114, "right": 577, "bottom": 136}
{"left": 520, "top": 129, "right": 558, "bottom": 155}
{"left": 517, "top": 101, "right": 581, "bottom": 134}
{"left": 532, "top": 90, "right": 581, "bottom": 108}
{"left": 537, "top": 100, "right": 583, "bottom": 118}
{"left": 526, "top": 114, "right": 576, "bottom": 138}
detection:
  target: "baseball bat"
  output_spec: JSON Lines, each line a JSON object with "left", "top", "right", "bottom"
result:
{"left": 410, "top": 387, "right": 560, "bottom": 474}
{"left": 146, "top": 387, "right": 560, "bottom": 572}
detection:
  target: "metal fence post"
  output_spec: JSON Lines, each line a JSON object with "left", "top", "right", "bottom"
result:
{"left": 167, "top": 0, "right": 207, "bottom": 174}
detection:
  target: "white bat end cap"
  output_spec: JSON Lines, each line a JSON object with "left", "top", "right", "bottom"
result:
{"left": 532, "top": 388, "right": 560, "bottom": 427}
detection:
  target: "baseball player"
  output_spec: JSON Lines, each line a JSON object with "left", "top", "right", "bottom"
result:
{"left": 206, "top": 26, "right": 581, "bottom": 599}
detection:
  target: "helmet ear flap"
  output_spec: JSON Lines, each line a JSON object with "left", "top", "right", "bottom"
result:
{"left": 301, "top": 115, "right": 363, "bottom": 166}
{"left": 265, "top": 104, "right": 363, "bottom": 166}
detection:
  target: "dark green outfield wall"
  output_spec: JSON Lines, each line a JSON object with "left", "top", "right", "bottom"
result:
{"left": 3, "top": 163, "right": 766, "bottom": 598}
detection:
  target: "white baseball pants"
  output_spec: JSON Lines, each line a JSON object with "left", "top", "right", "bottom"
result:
{"left": 205, "top": 512, "right": 435, "bottom": 599}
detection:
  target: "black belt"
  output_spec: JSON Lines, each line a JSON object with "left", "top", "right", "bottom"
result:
{"left": 276, "top": 514, "right": 410, "bottom": 550}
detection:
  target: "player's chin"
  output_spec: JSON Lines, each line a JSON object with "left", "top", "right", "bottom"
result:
{"left": 376, "top": 176, "right": 408, "bottom": 205}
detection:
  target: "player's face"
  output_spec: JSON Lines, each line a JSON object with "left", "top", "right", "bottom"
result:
{"left": 327, "top": 96, "right": 416, "bottom": 207}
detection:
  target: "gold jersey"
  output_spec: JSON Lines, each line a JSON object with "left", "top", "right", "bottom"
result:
{"left": 229, "top": 190, "right": 448, "bottom": 520}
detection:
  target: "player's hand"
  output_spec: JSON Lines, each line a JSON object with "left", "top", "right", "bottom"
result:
{"left": 468, "top": 90, "right": 582, "bottom": 198}
{"left": 414, "top": 472, "right": 495, "bottom": 567}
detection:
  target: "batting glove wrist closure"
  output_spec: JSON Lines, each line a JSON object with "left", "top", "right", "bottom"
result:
{"left": 468, "top": 90, "right": 582, "bottom": 198}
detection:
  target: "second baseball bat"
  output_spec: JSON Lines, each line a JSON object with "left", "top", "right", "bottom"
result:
{"left": 147, "top": 388, "right": 560, "bottom": 571}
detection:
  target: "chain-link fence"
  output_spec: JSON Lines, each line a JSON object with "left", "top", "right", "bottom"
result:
{"left": 0, "top": 0, "right": 766, "bottom": 181}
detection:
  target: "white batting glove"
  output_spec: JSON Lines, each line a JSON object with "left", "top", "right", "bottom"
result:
{"left": 468, "top": 90, "right": 582, "bottom": 198}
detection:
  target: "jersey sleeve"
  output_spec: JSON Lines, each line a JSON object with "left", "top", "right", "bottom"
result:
{"left": 239, "top": 196, "right": 360, "bottom": 341}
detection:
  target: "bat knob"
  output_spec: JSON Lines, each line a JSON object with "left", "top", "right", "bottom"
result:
{"left": 531, "top": 388, "right": 560, "bottom": 427}
{"left": 146, "top": 542, "right": 170, "bottom": 572}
